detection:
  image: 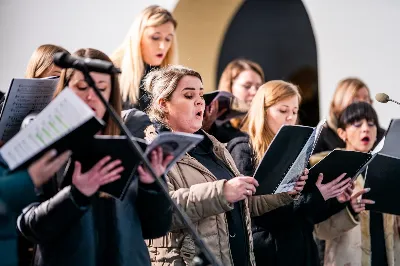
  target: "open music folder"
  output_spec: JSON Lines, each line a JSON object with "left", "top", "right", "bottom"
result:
{"left": 203, "top": 91, "right": 249, "bottom": 123}
{"left": 72, "top": 132, "right": 204, "bottom": 200}
{"left": 364, "top": 118, "right": 400, "bottom": 215}
{"left": 0, "top": 88, "right": 104, "bottom": 171}
{"left": 0, "top": 77, "right": 59, "bottom": 142}
{"left": 253, "top": 120, "right": 325, "bottom": 195}
{"left": 303, "top": 149, "right": 375, "bottom": 193}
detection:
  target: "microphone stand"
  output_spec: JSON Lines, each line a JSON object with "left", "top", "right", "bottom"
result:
{"left": 80, "top": 66, "right": 221, "bottom": 266}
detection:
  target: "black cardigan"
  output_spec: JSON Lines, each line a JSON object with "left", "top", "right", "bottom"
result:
{"left": 227, "top": 135, "right": 345, "bottom": 266}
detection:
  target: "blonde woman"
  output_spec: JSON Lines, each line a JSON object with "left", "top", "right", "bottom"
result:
{"left": 203, "top": 58, "right": 264, "bottom": 143}
{"left": 313, "top": 77, "right": 385, "bottom": 154}
{"left": 25, "top": 44, "right": 68, "bottom": 79}
{"left": 143, "top": 66, "right": 301, "bottom": 266}
{"left": 227, "top": 80, "right": 353, "bottom": 266}
{"left": 313, "top": 102, "right": 400, "bottom": 266}
{"left": 112, "top": 5, "right": 178, "bottom": 111}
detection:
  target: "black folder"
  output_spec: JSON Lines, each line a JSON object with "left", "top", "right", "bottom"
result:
{"left": 303, "top": 149, "right": 375, "bottom": 193}
{"left": 362, "top": 118, "right": 400, "bottom": 214}
{"left": 378, "top": 119, "right": 400, "bottom": 158}
{"left": 253, "top": 125, "right": 315, "bottom": 195}
{"left": 72, "top": 136, "right": 148, "bottom": 200}
{"left": 364, "top": 153, "right": 400, "bottom": 215}
{"left": 71, "top": 132, "right": 203, "bottom": 200}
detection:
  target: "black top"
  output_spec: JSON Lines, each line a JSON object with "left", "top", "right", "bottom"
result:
{"left": 370, "top": 211, "right": 388, "bottom": 266}
{"left": 122, "top": 65, "right": 159, "bottom": 112}
{"left": 188, "top": 131, "right": 249, "bottom": 266}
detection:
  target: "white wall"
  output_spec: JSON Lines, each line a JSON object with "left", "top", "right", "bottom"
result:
{"left": 0, "top": 0, "right": 177, "bottom": 90}
{"left": 303, "top": 0, "right": 400, "bottom": 128}
{"left": 1, "top": 0, "right": 399, "bottom": 127}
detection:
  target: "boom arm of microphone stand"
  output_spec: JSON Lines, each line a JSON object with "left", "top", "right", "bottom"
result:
{"left": 389, "top": 99, "right": 400, "bottom": 106}
{"left": 80, "top": 68, "right": 221, "bottom": 266}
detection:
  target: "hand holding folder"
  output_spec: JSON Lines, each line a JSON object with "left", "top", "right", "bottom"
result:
{"left": 71, "top": 132, "right": 203, "bottom": 200}
{"left": 303, "top": 149, "right": 375, "bottom": 193}
{"left": 203, "top": 91, "right": 249, "bottom": 124}
{"left": 253, "top": 122, "right": 325, "bottom": 195}
{"left": 136, "top": 146, "right": 174, "bottom": 185}
{"left": 71, "top": 155, "right": 124, "bottom": 197}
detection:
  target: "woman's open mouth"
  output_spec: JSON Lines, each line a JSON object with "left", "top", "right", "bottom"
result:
{"left": 195, "top": 110, "right": 203, "bottom": 119}
{"left": 361, "top": 136, "right": 370, "bottom": 144}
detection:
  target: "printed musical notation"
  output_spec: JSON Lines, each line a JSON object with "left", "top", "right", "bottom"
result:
{"left": 0, "top": 88, "right": 96, "bottom": 170}
{"left": 0, "top": 78, "right": 59, "bottom": 141}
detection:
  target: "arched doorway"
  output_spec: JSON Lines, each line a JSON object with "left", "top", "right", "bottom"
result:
{"left": 217, "top": 0, "right": 319, "bottom": 126}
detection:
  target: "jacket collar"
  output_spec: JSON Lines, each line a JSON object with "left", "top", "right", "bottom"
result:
{"left": 144, "top": 120, "right": 240, "bottom": 176}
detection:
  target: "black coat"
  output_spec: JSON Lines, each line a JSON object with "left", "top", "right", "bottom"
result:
{"left": 313, "top": 124, "right": 386, "bottom": 155}
{"left": 17, "top": 161, "right": 172, "bottom": 266}
{"left": 227, "top": 136, "right": 345, "bottom": 266}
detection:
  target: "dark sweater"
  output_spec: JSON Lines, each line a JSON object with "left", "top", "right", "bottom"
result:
{"left": 188, "top": 131, "right": 249, "bottom": 266}
{"left": 227, "top": 135, "right": 346, "bottom": 266}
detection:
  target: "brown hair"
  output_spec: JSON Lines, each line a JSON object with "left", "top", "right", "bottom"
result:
{"left": 25, "top": 44, "right": 69, "bottom": 78}
{"left": 218, "top": 59, "right": 265, "bottom": 93}
{"left": 328, "top": 77, "right": 372, "bottom": 129}
{"left": 54, "top": 48, "right": 121, "bottom": 135}
{"left": 145, "top": 65, "right": 202, "bottom": 123}
{"left": 241, "top": 80, "right": 302, "bottom": 164}
{"left": 112, "top": 5, "right": 178, "bottom": 105}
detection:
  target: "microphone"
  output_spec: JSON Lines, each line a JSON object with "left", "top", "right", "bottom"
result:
{"left": 375, "top": 93, "right": 400, "bottom": 105}
{"left": 53, "top": 52, "right": 121, "bottom": 74}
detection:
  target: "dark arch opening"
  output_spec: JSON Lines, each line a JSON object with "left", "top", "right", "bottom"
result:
{"left": 217, "top": 0, "right": 320, "bottom": 126}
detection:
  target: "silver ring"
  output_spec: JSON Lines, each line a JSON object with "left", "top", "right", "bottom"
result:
{"left": 247, "top": 190, "right": 250, "bottom": 195}
{"left": 357, "top": 199, "right": 361, "bottom": 204}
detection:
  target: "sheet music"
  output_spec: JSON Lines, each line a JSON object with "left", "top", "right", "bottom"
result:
{"left": 0, "top": 88, "right": 96, "bottom": 170}
{"left": 275, "top": 128, "right": 316, "bottom": 193}
{"left": 274, "top": 120, "right": 325, "bottom": 194}
{"left": 0, "top": 78, "right": 59, "bottom": 141}
{"left": 312, "top": 119, "right": 327, "bottom": 151}
{"left": 145, "top": 132, "right": 204, "bottom": 172}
